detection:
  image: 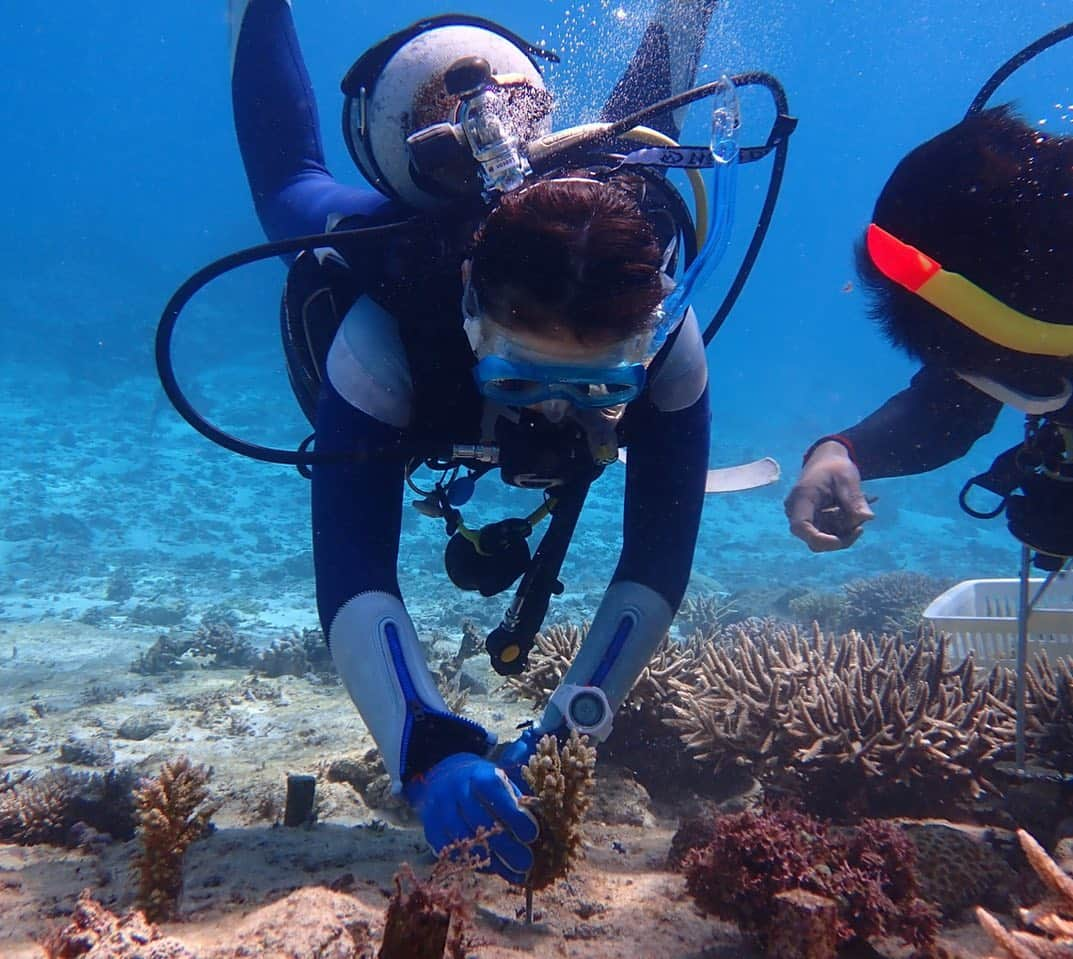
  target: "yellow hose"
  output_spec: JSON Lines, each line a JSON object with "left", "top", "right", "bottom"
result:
{"left": 620, "top": 125, "right": 709, "bottom": 247}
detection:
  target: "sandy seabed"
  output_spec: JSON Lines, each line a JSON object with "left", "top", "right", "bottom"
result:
{"left": 0, "top": 620, "right": 1008, "bottom": 959}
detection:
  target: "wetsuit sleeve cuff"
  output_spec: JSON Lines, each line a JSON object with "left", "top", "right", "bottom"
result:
{"left": 802, "top": 434, "right": 857, "bottom": 467}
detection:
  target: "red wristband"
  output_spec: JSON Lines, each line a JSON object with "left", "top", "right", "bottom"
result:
{"left": 802, "top": 434, "right": 857, "bottom": 467}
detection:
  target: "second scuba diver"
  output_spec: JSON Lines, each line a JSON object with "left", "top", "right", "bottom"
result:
{"left": 785, "top": 24, "right": 1073, "bottom": 569}
{"left": 225, "top": 0, "right": 725, "bottom": 883}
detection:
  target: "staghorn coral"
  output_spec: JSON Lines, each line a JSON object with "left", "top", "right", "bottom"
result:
{"left": 506, "top": 623, "right": 708, "bottom": 795}
{"left": 682, "top": 807, "right": 938, "bottom": 953}
{"left": 667, "top": 624, "right": 1017, "bottom": 818}
{"left": 841, "top": 570, "right": 952, "bottom": 636}
{"left": 0, "top": 766, "right": 137, "bottom": 846}
{"left": 379, "top": 830, "right": 490, "bottom": 959}
{"left": 787, "top": 589, "right": 847, "bottom": 632}
{"left": 677, "top": 591, "right": 738, "bottom": 637}
{"left": 131, "top": 618, "right": 257, "bottom": 674}
{"left": 133, "top": 756, "right": 218, "bottom": 922}
{"left": 505, "top": 622, "right": 587, "bottom": 702}
{"left": 522, "top": 730, "right": 597, "bottom": 892}
{"left": 1025, "top": 653, "right": 1073, "bottom": 774}
{"left": 977, "top": 828, "right": 1073, "bottom": 959}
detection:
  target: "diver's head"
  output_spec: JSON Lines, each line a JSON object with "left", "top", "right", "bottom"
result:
{"left": 461, "top": 175, "right": 668, "bottom": 415}
{"left": 858, "top": 105, "right": 1073, "bottom": 396}
{"left": 342, "top": 16, "right": 554, "bottom": 209}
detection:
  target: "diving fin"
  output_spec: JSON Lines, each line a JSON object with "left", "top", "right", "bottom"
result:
{"left": 617, "top": 450, "right": 780, "bottom": 493}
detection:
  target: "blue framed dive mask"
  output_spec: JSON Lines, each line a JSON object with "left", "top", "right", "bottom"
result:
{"left": 473, "top": 354, "right": 649, "bottom": 408}
{"left": 462, "top": 280, "right": 670, "bottom": 409}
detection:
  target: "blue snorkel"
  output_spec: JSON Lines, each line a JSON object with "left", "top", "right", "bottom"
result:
{"left": 657, "top": 75, "right": 741, "bottom": 330}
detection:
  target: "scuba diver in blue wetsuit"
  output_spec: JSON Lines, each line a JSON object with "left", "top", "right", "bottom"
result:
{"left": 158, "top": 0, "right": 794, "bottom": 884}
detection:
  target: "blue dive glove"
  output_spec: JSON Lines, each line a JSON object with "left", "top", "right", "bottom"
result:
{"left": 403, "top": 753, "right": 539, "bottom": 884}
{"left": 496, "top": 726, "right": 549, "bottom": 792}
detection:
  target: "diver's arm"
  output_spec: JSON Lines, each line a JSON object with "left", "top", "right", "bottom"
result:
{"left": 311, "top": 377, "right": 492, "bottom": 793}
{"left": 600, "top": 0, "right": 720, "bottom": 140}
{"left": 836, "top": 364, "right": 1002, "bottom": 480}
{"left": 230, "top": 0, "right": 389, "bottom": 241}
{"left": 539, "top": 313, "right": 710, "bottom": 735}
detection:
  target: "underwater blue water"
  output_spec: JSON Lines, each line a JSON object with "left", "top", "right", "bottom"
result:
{"left": 2, "top": 1, "right": 1071, "bottom": 632}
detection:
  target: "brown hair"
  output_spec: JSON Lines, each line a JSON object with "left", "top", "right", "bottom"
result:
{"left": 469, "top": 175, "right": 664, "bottom": 345}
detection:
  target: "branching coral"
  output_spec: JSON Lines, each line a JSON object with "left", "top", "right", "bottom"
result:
{"left": 131, "top": 618, "right": 256, "bottom": 674}
{"left": 977, "top": 828, "right": 1073, "bottom": 959}
{"left": 379, "top": 830, "right": 490, "bottom": 959}
{"left": 505, "top": 622, "right": 587, "bottom": 702}
{"left": 841, "top": 571, "right": 951, "bottom": 635}
{"left": 682, "top": 807, "right": 938, "bottom": 953}
{"left": 0, "top": 767, "right": 137, "bottom": 846}
{"left": 677, "top": 592, "right": 738, "bottom": 637}
{"left": 522, "top": 731, "right": 597, "bottom": 892}
{"left": 507, "top": 624, "right": 704, "bottom": 794}
{"left": 667, "top": 624, "right": 1016, "bottom": 817}
{"left": 508, "top": 624, "right": 698, "bottom": 740}
{"left": 133, "top": 756, "right": 218, "bottom": 922}
{"left": 1025, "top": 654, "right": 1073, "bottom": 774}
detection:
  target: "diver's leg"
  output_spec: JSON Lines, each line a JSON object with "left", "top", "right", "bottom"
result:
{"left": 599, "top": 0, "right": 719, "bottom": 140}
{"left": 230, "top": 0, "right": 387, "bottom": 241}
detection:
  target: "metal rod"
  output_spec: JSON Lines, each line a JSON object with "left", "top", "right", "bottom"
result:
{"left": 1016, "top": 545, "right": 1030, "bottom": 769}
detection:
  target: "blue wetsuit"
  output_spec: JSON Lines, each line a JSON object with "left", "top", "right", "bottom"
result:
{"left": 230, "top": 0, "right": 714, "bottom": 802}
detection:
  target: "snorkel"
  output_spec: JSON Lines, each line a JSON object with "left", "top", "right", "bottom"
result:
{"left": 866, "top": 223, "right": 1073, "bottom": 359}
{"left": 656, "top": 75, "right": 741, "bottom": 332}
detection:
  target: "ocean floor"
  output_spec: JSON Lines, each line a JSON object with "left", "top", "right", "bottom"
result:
{"left": 0, "top": 620, "right": 1007, "bottom": 959}
{"left": 0, "top": 363, "right": 1042, "bottom": 957}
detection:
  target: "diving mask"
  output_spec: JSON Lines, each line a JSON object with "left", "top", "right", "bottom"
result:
{"left": 462, "top": 282, "right": 673, "bottom": 408}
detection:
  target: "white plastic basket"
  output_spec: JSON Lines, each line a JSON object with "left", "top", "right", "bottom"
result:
{"left": 923, "top": 576, "right": 1073, "bottom": 668}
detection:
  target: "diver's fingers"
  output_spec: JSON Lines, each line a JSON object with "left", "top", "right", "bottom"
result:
{"left": 794, "top": 519, "right": 841, "bottom": 557}
{"left": 789, "top": 518, "right": 853, "bottom": 552}
{"left": 832, "top": 475, "right": 875, "bottom": 524}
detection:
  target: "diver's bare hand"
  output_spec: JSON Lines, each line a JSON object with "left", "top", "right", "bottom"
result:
{"left": 784, "top": 441, "right": 874, "bottom": 552}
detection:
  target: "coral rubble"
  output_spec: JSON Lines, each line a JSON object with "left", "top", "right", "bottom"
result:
{"left": 522, "top": 730, "right": 597, "bottom": 892}
{"left": 41, "top": 890, "right": 199, "bottom": 959}
{"left": 681, "top": 807, "right": 938, "bottom": 954}
{"left": 977, "top": 828, "right": 1073, "bottom": 959}
{"left": 133, "top": 756, "right": 218, "bottom": 922}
